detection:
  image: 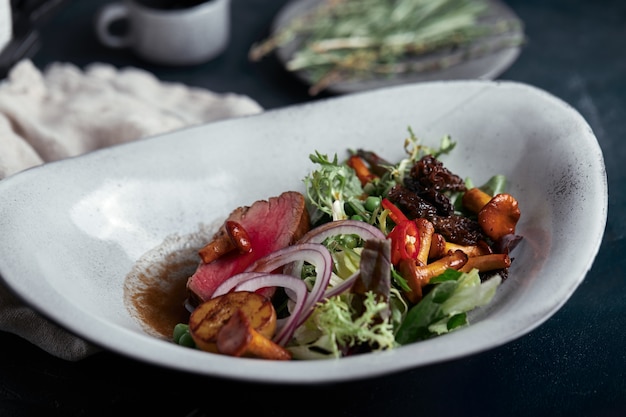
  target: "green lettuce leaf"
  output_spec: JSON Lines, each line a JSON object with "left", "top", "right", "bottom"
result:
{"left": 394, "top": 268, "right": 501, "bottom": 345}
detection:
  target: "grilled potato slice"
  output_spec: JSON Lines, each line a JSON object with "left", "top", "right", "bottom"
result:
{"left": 188, "top": 291, "right": 276, "bottom": 353}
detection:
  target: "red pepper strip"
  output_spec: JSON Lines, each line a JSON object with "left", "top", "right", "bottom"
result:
{"left": 387, "top": 219, "right": 420, "bottom": 265}
{"left": 347, "top": 155, "right": 377, "bottom": 186}
{"left": 381, "top": 198, "right": 409, "bottom": 224}
{"left": 381, "top": 198, "right": 419, "bottom": 264}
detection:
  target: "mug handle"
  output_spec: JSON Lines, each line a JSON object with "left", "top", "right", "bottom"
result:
{"left": 95, "top": 3, "right": 131, "bottom": 49}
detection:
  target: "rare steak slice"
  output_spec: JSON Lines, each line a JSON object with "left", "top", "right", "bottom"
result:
{"left": 186, "top": 191, "right": 310, "bottom": 303}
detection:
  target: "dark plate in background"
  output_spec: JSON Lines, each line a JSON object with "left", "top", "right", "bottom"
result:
{"left": 272, "top": 0, "right": 525, "bottom": 94}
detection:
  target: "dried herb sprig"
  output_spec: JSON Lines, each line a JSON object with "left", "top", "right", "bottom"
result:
{"left": 249, "top": 0, "right": 524, "bottom": 95}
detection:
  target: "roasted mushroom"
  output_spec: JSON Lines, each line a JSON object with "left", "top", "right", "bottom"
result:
{"left": 399, "top": 250, "right": 468, "bottom": 303}
{"left": 462, "top": 188, "right": 521, "bottom": 241}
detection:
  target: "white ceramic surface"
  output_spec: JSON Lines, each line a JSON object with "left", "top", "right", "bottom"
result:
{"left": 272, "top": 0, "right": 525, "bottom": 94}
{"left": 0, "top": 80, "right": 607, "bottom": 384}
{"left": 0, "top": 0, "right": 11, "bottom": 54}
{"left": 95, "top": 0, "right": 230, "bottom": 66}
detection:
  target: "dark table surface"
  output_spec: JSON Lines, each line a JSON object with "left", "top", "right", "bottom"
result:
{"left": 1, "top": 0, "right": 625, "bottom": 416}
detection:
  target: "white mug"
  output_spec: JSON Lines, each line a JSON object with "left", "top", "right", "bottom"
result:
{"left": 95, "top": 0, "right": 230, "bottom": 66}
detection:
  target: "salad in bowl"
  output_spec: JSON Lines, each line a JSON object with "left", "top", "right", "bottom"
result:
{"left": 168, "top": 131, "right": 522, "bottom": 360}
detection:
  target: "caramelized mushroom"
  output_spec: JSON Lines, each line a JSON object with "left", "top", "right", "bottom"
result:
{"left": 197, "top": 221, "right": 253, "bottom": 264}
{"left": 459, "top": 253, "right": 511, "bottom": 273}
{"left": 462, "top": 188, "right": 521, "bottom": 241}
{"left": 477, "top": 194, "right": 520, "bottom": 241}
{"left": 198, "top": 228, "right": 235, "bottom": 264}
{"left": 462, "top": 187, "right": 492, "bottom": 214}
{"left": 414, "top": 218, "right": 435, "bottom": 265}
{"left": 428, "top": 232, "right": 446, "bottom": 259}
{"left": 399, "top": 250, "right": 468, "bottom": 303}
{"left": 428, "top": 233, "right": 491, "bottom": 259}
{"left": 442, "top": 240, "right": 492, "bottom": 258}
{"left": 217, "top": 309, "right": 292, "bottom": 360}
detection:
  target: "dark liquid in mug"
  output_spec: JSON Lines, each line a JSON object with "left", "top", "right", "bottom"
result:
{"left": 135, "top": 0, "right": 212, "bottom": 9}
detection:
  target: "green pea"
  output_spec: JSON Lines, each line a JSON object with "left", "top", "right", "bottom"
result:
{"left": 341, "top": 234, "right": 359, "bottom": 249}
{"left": 178, "top": 332, "right": 196, "bottom": 348}
{"left": 365, "top": 196, "right": 381, "bottom": 212}
{"left": 173, "top": 323, "right": 189, "bottom": 343}
{"left": 350, "top": 214, "right": 364, "bottom": 222}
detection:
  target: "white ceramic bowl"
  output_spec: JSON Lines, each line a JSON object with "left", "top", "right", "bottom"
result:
{"left": 0, "top": 80, "right": 607, "bottom": 384}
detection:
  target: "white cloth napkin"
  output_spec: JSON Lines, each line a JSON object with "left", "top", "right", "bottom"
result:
{"left": 0, "top": 59, "right": 263, "bottom": 360}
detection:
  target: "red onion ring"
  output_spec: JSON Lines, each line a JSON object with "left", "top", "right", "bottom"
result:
{"left": 230, "top": 273, "right": 309, "bottom": 345}
{"left": 297, "top": 219, "right": 386, "bottom": 244}
{"left": 286, "top": 219, "right": 386, "bottom": 280}
{"left": 211, "top": 271, "right": 270, "bottom": 298}
{"left": 245, "top": 243, "right": 333, "bottom": 327}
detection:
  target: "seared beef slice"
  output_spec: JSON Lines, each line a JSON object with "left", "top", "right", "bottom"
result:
{"left": 187, "top": 191, "right": 310, "bottom": 302}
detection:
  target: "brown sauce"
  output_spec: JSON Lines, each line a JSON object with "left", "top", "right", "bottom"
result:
{"left": 124, "top": 225, "right": 215, "bottom": 339}
{"left": 127, "top": 257, "right": 193, "bottom": 338}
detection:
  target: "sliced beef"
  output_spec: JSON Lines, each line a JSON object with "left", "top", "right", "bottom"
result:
{"left": 186, "top": 191, "right": 310, "bottom": 303}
